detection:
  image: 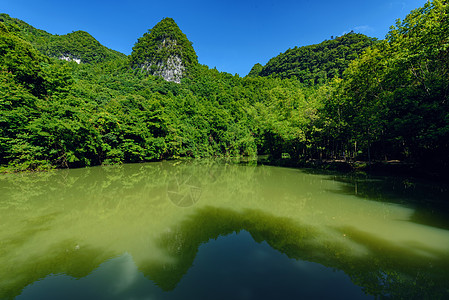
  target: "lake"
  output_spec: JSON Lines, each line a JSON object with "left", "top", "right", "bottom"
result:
{"left": 0, "top": 160, "right": 448, "bottom": 299}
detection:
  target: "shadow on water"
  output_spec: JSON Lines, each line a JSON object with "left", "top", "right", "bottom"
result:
{"left": 301, "top": 168, "right": 449, "bottom": 231}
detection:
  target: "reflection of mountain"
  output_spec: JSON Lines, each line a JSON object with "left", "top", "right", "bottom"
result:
{"left": 144, "top": 207, "right": 319, "bottom": 291}
{"left": 0, "top": 161, "right": 246, "bottom": 299}
{"left": 1, "top": 161, "right": 449, "bottom": 299}
{"left": 145, "top": 206, "right": 449, "bottom": 298}
{"left": 0, "top": 239, "right": 114, "bottom": 299}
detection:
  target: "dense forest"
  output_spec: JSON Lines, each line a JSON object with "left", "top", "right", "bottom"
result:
{"left": 0, "top": 0, "right": 448, "bottom": 176}
{"left": 249, "top": 32, "right": 378, "bottom": 84}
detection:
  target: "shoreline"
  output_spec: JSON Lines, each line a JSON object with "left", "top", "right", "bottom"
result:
{"left": 257, "top": 157, "right": 449, "bottom": 183}
{"left": 1, "top": 157, "right": 447, "bottom": 183}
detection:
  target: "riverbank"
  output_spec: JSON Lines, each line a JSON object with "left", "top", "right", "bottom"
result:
{"left": 257, "top": 157, "right": 449, "bottom": 183}
{"left": 1, "top": 155, "right": 447, "bottom": 184}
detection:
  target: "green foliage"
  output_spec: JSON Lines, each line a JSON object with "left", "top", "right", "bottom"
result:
{"left": 257, "top": 32, "right": 377, "bottom": 84}
{"left": 0, "top": 13, "right": 53, "bottom": 50}
{"left": 130, "top": 17, "right": 198, "bottom": 75}
{"left": 325, "top": 0, "right": 449, "bottom": 165}
{"left": 246, "top": 63, "right": 263, "bottom": 78}
{"left": 1, "top": 1, "right": 448, "bottom": 175}
{"left": 0, "top": 25, "right": 49, "bottom": 96}
{"left": 46, "top": 30, "right": 125, "bottom": 64}
{"left": 0, "top": 13, "right": 125, "bottom": 64}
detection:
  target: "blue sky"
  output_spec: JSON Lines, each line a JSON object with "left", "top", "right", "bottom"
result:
{"left": 2, "top": 0, "right": 427, "bottom": 76}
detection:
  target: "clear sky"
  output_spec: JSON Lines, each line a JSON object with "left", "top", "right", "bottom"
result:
{"left": 2, "top": 0, "right": 427, "bottom": 76}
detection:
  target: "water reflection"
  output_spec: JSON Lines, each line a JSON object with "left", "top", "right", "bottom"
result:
{"left": 0, "top": 161, "right": 448, "bottom": 299}
{"left": 166, "top": 160, "right": 222, "bottom": 207}
{"left": 17, "top": 232, "right": 371, "bottom": 300}
{"left": 304, "top": 169, "right": 449, "bottom": 231}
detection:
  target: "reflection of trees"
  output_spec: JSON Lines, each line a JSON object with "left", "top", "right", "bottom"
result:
{"left": 0, "top": 160, "right": 256, "bottom": 298}
{"left": 335, "top": 226, "right": 449, "bottom": 299}
{"left": 0, "top": 163, "right": 172, "bottom": 299}
{"left": 166, "top": 160, "right": 224, "bottom": 207}
{"left": 147, "top": 206, "right": 449, "bottom": 298}
{"left": 143, "top": 206, "right": 315, "bottom": 291}
{"left": 0, "top": 239, "right": 111, "bottom": 300}
{"left": 303, "top": 169, "right": 449, "bottom": 231}
{"left": 1, "top": 161, "right": 449, "bottom": 299}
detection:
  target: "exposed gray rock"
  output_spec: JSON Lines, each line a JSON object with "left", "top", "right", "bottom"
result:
{"left": 140, "top": 55, "right": 185, "bottom": 84}
{"left": 59, "top": 54, "right": 81, "bottom": 64}
{"left": 130, "top": 18, "right": 198, "bottom": 84}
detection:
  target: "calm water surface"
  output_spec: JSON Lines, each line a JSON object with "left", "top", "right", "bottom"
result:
{"left": 0, "top": 161, "right": 448, "bottom": 299}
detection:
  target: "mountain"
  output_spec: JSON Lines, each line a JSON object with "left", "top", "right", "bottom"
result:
{"left": 45, "top": 30, "right": 126, "bottom": 64}
{"left": 1, "top": 1, "right": 448, "bottom": 175}
{"left": 0, "top": 13, "right": 125, "bottom": 64}
{"left": 251, "top": 32, "right": 377, "bottom": 84}
{"left": 130, "top": 17, "right": 198, "bottom": 83}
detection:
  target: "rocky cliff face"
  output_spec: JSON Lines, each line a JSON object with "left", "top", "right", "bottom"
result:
{"left": 140, "top": 55, "right": 185, "bottom": 83}
{"left": 59, "top": 54, "right": 81, "bottom": 64}
{"left": 137, "top": 37, "right": 186, "bottom": 83}
{"left": 130, "top": 18, "right": 198, "bottom": 83}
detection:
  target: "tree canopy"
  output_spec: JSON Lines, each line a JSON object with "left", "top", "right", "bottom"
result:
{"left": 255, "top": 32, "right": 377, "bottom": 84}
{"left": 130, "top": 17, "right": 198, "bottom": 77}
{"left": 0, "top": 13, "right": 125, "bottom": 64}
{"left": 0, "top": 0, "right": 448, "bottom": 176}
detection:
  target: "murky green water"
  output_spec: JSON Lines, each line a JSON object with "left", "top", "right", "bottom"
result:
{"left": 1, "top": 160, "right": 448, "bottom": 299}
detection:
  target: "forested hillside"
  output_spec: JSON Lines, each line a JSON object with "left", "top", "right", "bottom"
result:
{"left": 0, "top": 0, "right": 448, "bottom": 176}
{"left": 250, "top": 32, "right": 377, "bottom": 84}
{"left": 0, "top": 13, "right": 125, "bottom": 64}
{"left": 130, "top": 17, "right": 198, "bottom": 82}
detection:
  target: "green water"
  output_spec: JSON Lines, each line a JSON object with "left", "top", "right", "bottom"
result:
{"left": 0, "top": 161, "right": 448, "bottom": 299}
